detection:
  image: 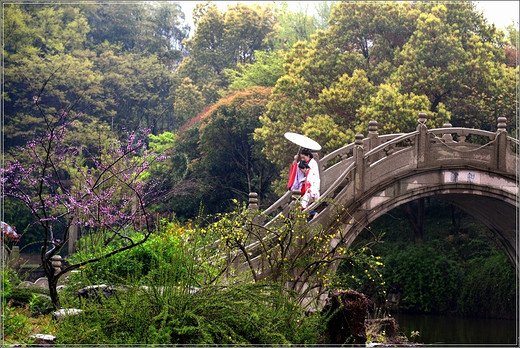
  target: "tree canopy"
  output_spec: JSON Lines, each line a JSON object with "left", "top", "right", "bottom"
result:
{"left": 2, "top": 1, "right": 517, "bottom": 224}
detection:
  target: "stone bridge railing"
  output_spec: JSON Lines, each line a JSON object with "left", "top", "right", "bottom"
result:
{"left": 256, "top": 114, "right": 517, "bottom": 228}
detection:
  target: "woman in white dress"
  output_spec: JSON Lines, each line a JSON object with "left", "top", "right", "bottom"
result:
{"left": 299, "top": 148, "right": 320, "bottom": 209}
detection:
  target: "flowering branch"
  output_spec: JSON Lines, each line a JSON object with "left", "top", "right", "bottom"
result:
{"left": 1, "top": 83, "right": 166, "bottom": 308}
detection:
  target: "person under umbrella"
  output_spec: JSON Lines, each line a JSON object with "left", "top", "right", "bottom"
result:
{"left": 284, "top": 132, "right": 321, "bottom": 194}
{"left": 299, "top": 148, "right": 320, "bottom": 209}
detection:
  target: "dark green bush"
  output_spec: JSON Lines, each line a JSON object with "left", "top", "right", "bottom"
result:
{"left": 383, "top": 244, "right": 461, "bottom": 313}
{"left": 68, "top": 227, "right": 191, "bottom": 286}
{"left": 6, "top": 286, "right": 35, "bottom": 306}
{"left": 4, "top": 285, "right": 53, "bottom": 316}
{"left": 458, "top": 252, "right": 516, "bottom": 318}
{"left": 28, "top": 293, "right": 53, "bottom": 316}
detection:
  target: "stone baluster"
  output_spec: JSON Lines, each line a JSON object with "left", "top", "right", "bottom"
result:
{"left": 441, "top": 122, "right": 453, "bottom": 142}
{"left": 417, "top": 112, "right": 428, "bottom": 126}
{"left": 368, "top": 120, "right": 383, "bottom": 164}
{"left": 354, "top": 133, "right": 365, "bottom": 199}
{"left": 291, "top": 189, "right": 301, "bottom": 201}
{"left": 248, "top": 192, "right": 266, "bottom": 228}
{"left": 416, "top": 112, "right": 429, "bottom": 168}
{"left": 497, "top": 117, "right": 507, "bottom": 132}
{"left": 248, "top": 192, "right": 259, "bottom": 210}
{"left": 495, "top": 117, "right": 507, "bottom": 172}
{"left": 355, "top": 133, "right": 364, "bottom": 146}
{"left": 368, "top": 120, "right": 379, "bottom": 149}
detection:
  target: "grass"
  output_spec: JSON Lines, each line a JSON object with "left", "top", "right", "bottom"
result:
{"left": 1, "top": 302, "right": 56, "bottom": 346}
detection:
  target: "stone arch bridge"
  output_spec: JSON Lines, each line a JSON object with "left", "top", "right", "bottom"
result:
{"left": 242, "top": 114, "right": 518, "bottom": 295}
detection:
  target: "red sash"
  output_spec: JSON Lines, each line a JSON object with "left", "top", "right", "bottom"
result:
{"left": 301, "top": 169, "right": 310, "bottom": 196}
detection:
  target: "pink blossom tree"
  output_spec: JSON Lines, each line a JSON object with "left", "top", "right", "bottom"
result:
{"left": 1, "top": 87, "right": 166, "bottom": 308}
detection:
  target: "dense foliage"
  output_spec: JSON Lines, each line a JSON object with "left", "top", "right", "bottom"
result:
{"left": 340, "top": 199, "right": 517, "bottom": 319}
{"left": 3, "top": 1, "right": 517, "bottom": 224}
{"left": 53, "top": 206, "right": 343, "bottom": 345}
{"left": 1, "top": 2, "right": 517, "bottom": 345}
{"left": 55, "top": 282, "right": 323, "bottom": 345}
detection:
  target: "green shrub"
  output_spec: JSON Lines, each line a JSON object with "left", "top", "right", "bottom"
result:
{"left": 383, "top": 244, "right": 461, "bottom": 313}
{"left": 1, "top": 300, "right": 55, "bottom": 345}
{"left": 56, "top": 283, "right": 324, "bottom": 345}
{"left": 28, "top": 293, "right": 54, "bottom": 316}
{"left": 2, "top": 304, "right": 31, "bottom": 343}
{"left": 458, "top": 252, "right": 516, "bottom": 318}
{"left": 2, "top": 268, "right": 13, "bottom": 299}
{"left": 5, "top": 286, "right": 34, "bottom": 306}
{"left": 2, "top": 284, "right": 53, "bottom": 318}
{"left": 68, "top": 222, "right": 194, "bottom": 286}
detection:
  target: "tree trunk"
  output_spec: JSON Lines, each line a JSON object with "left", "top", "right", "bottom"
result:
{"left": 401, "top": 199, "right": 424, "bottom": 244}
{"left": 48, "top": 275, "right": 61, "bottom": 309}
{"left": 451, "top": 204, "right": 462, "bottom": 234}
{"left": 42, "top": 254, "right": 61, "bottom": 309}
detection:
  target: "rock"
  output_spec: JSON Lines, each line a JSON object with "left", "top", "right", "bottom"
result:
{"left": 20, "top": 277, "right": 48, "bottom": 289}
{"left": 52, "top": 308, "right": 83, "bottom": 320}
{"left": 78, "top": 284, "right": 130, "bottom": 301}
{"left": 366, "top": 317, "right": 405, "bottom": 344}
{"left": 77, "top": 284, "right": 109, "bottom": 301}
{"left": 322, "top": 289, "right": 369, "bottom": 344}
{"left": 106, "top": 285, "right": 127, "bottom": 296}
{"left": 29, "top": 334, "right": 56, "bottom": 346}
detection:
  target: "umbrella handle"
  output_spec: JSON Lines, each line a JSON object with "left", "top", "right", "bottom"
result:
{"left": 294, "top": 147, "right": 301, "bottom": 162}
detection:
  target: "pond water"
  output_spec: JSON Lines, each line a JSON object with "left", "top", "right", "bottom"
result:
{"left": 393, "top": 313, "right": 518, "bottom": 345}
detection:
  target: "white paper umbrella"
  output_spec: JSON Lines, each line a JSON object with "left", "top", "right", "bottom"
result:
{"left": 284, "top": 132, "right": 322, "bottom": 151}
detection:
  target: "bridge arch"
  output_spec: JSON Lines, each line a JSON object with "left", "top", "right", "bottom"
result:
{"left": 330, "top": 169, "right": 517, "bottom": 267}
{"left": 304, "top": 115, "right": 518, "bottom": 270}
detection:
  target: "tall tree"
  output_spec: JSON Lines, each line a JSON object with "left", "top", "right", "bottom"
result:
{"left": 356, "top": 83, "right": 449, "bottom": 134}
{"left": 393, "top": 3, "right": 514, "bottom": 130}
{"left": 256, "top": 0, "right": 514, "bottom": 183}
{"left": 81, "top": 3, "right": 146, "bottom": 50}
{"left": 269, "top": 1, "right": 321, "bottom": 50}
{"left": 3, "top": 3, "right": 179, "bottom": 148}
{"left": 179, "top": 2, "right": 277, "bottom": 104}
{"left": 94, "top": 49, "right": 175, "bottom": 133}
{"left": 392, "top": 6, "right": 467, "bottom": 114}
{"left": 224, "top": 3, "right": 277, "bottom": 64}
{"left": 184, "top": 3, "right": 227, "bottom": 75}
{"left": 80, "top": 2, "right": 188, "bottom": 66}
{"left": 173, "top": 78, "right": 206, "bottom": 127}
{"left": 196, "top": 87, "right": 278, "bottom": 213}
{"left": 225, "top": 50, "right": 285, "bottom": 92}
{"left": 328, "top": 1, "right": 418, "bottom": 83}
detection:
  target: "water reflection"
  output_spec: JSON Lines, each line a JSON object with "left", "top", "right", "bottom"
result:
{"left": 393, "top": 313, "right": 518, "bottom": 345}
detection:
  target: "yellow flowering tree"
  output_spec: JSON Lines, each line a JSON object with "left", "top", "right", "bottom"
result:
{"left": 205, "top": 201, "right": 386, "bottom": 309}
